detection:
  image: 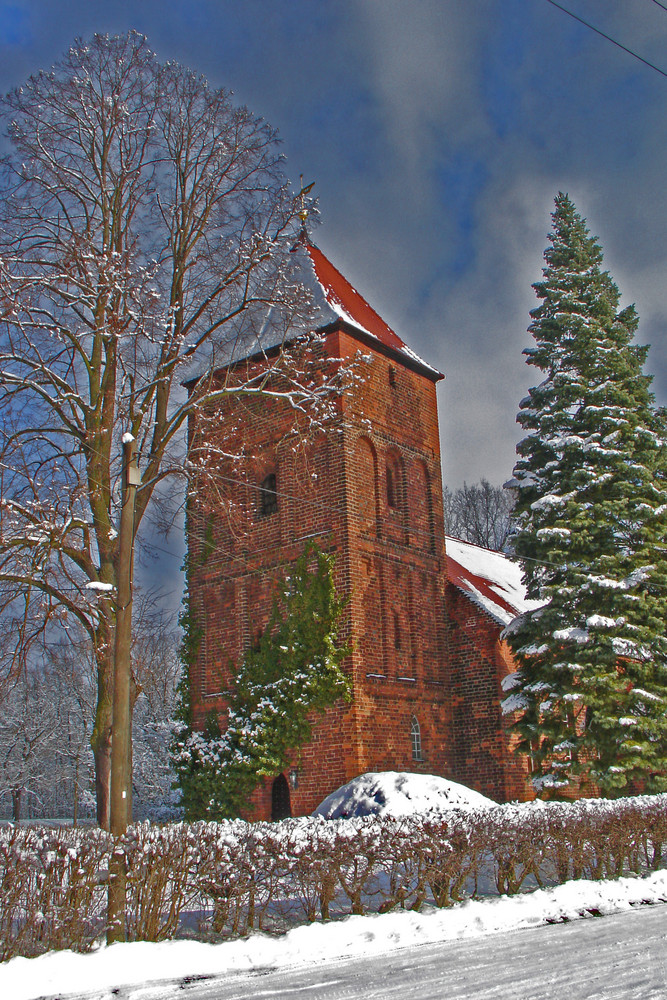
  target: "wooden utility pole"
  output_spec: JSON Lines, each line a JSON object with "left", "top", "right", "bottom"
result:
{"left": 107, "top": 434, "right": 140, "bottom": 944}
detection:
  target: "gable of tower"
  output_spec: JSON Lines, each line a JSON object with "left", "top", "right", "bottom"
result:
{"left": 292, "top": 239, "right": 443, "bottom": 380}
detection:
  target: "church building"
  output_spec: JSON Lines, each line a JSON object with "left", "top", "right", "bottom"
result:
{"left": 185, "top": 237, "right": 533, "bottom": 819}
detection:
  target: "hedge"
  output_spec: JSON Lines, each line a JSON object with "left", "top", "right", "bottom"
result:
{"left": 1, "top": 793, "right": 666, "bottom": 960}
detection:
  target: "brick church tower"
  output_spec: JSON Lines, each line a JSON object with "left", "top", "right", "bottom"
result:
{"left": 186, "top": 239, "right": 528, "bottom": 819}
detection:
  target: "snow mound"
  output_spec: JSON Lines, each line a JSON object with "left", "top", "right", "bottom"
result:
{"left": 313, "top": 771, "right": 494, "bottom": 819}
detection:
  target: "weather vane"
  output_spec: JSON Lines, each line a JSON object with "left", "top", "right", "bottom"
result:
{"left": 297, "top": 175, "right": 315, "bottom": 235}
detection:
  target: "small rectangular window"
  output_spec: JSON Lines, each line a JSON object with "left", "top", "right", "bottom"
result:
{"left": 386, "top": 466, "right": 396, "bottom": 508}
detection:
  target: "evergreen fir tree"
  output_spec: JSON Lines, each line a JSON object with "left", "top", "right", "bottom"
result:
{"left": 505, "top": 193, "right": 667, "bottom": 796}
{"left": 172, "top": 543, "right": 350, "bottom": 819}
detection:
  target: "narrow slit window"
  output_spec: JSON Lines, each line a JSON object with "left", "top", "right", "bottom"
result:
{"left": 259, "top": 473, "right": 278, "bottom": 517}
{"left": 393, "top": 611, "right": 402, "bottom": 651}
{"left": 386, "top": 465, "right": 396, "bottom": 508}
{"left": 410, "top": 715, "right": 423, "bottom": 761}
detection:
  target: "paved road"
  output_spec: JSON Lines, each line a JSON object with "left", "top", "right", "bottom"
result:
{"left": 62, "top": 904, "right": 667, "bottom": 1000}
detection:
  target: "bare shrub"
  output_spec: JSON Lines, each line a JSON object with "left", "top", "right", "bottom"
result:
{"left": 195, "top": 821, "right": 279, "bottom": 937}
{"left": 1, "top": 792, "right": 666, "bottom": 960}
{"left": 123, "top": 823, "right": 201, "bottom": 942}
{"left": 485, "top": 809, "right": 549, "bottom": 895}
{"left": 0, "top": 826, "right": 109, "bottom": 959}
{"left": 421, "top": 814, "right": 486, "bottom": 906}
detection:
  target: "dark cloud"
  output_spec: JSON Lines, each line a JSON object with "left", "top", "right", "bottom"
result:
{"left": 2, "top": 0, "right": 667, "bottom": 492}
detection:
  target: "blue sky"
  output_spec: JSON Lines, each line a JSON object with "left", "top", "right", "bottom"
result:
{"left": 2, "top": 0, "right": 667, "bottom": 490}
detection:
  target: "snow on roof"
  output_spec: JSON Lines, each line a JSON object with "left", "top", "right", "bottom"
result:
{"left": 313, "top": 770, "right": 494, "bottom": 819}
{"left": 298, "top": 240, "right": 443, "bottom": 380}
{"left": 445, "top": 536, "right": 542, "bottom": 627}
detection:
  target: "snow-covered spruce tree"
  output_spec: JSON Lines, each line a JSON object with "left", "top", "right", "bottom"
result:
{"left": 505, "top": 193, "right": 667, "bottom": 796}
{"left": 172, "top": 544, "right": 350, "bottom": 820}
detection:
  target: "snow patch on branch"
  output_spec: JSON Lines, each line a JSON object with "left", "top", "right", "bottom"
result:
{"left": 553, "top": 627, "right": 589, "bottom": 644}
{"left": 530, "top": 491, "right": 575, "bottom": 511}
{"left": 586, "top": 614, "right": 620, "bottom": 629}
{"left": 536, "top": 526, "right": 571, "bottom": 539}
{"left": 501, "top": 692, "right": 528, "bottom": 715}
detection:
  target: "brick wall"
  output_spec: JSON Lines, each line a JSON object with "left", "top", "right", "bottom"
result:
{"left": 186, "top": 324, "right": 532, "bottom": 819}
{"left": 186, "top": 326, "right": 462, "bottom": 819}
{"left": 445, "top": 584, "right": 533, "bottom": 802}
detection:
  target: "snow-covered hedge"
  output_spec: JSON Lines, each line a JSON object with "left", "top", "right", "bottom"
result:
{"left": 0, "top": 825, "right": 110, "bottom": 960}
{"left": 1, "top": 794, "right": 666, "bottom": 960}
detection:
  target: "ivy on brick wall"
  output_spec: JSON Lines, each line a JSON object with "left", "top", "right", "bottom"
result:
{"left": 172, "top": 543, "right": 350, "bottom": 820}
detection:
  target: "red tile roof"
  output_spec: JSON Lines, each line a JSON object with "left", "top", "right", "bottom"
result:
{"left": 303, "top": 241, "right": 413, "bottom": 355}
{"left": 445, "top": 536, "right": 538, "bottom": 626}
{"left": 446, "top": 552, "right": 518, "bottom": 623}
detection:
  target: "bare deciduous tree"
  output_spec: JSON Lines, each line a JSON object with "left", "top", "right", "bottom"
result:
{"left": 0, "top": 610, "right": 180, "bottom": 823}
{"left": 443, "top": 478, "right": 514, "bottom": 551}
{"left": 0, "top": 32, "right": 335, "bottom": 828}
{"left": 0, "top": 668, "right": 60, "bottom": 820}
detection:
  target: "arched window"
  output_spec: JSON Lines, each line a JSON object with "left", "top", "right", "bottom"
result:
{"left": 271, "top": 773, "right": 292, "bottom": 820}
{"left": 410, "top": 716, "right": 423, "bottom": 762}
{"left": 417, "top": 460, "right": 436, "bottom": 553}
{"left": 355, "top": 436, "right": 379, "bottom": 537}
{"left": 259, "top": 472, "right": 278, "bottom": 517}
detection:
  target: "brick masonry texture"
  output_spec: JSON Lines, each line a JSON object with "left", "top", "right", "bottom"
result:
{"left": 187, "top": 324, "right": 533, "bottom": 820}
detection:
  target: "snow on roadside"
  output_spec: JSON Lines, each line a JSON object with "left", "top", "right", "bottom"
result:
{"left": 3, "top": 870, "right": 667, "bottom": 1000}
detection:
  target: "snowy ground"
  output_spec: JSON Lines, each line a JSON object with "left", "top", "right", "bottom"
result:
{"left": 3, "top": 870, "right": 667, "bottom": 1000}
{"left": 142, "top": 905, "right": 667, "bottom": 1000}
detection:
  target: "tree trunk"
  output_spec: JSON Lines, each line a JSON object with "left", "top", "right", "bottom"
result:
{"left": 107, "top": 438, "right": 139, "bottom": 944}
{"left": 92, "top": 665, "right": 113, "bottom": 829}
{"left": 91, "top": 621, "right": 114, "bottom": 830}
{"left": 94, "top": 734, "right": 112, "bottom": 829}
{"left": 12, "top": 787, "right": 22, "bottom": 822}
{"left": 73, "top": 759, "right": 79, "bottom": 828}
{"left": 128, "top": 674, "right": 140, "bottom": 824}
